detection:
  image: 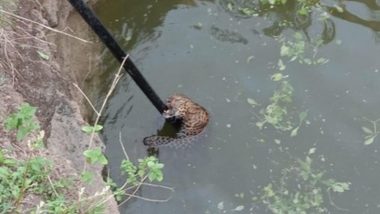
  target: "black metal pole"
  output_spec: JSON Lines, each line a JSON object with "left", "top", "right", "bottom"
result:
{"left": 67, "top": 0, "right": 167, "bottom": 113}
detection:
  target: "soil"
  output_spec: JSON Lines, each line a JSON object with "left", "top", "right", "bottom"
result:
{"left": 0, "top": 0, "right": 119, "bottom": 213}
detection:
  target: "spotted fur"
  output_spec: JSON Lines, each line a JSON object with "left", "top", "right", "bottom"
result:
{"left": 143, "top": 94, "right": 209, "bottom": 148}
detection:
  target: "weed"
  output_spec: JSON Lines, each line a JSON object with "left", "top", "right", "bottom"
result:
{"left": 256, "top": 80, "right": 294, "bottom": 131}
{"left": 84, "top": 148, "right": 108, "bottom": 165}
{"left": 0, "top": 152, "right": 63, "bottom": 213}
{"left": 4, "top": 102, "right": 40, "bottom": 141}
{"left": 260, "top": 156, "right": 350, "bottom": 213}
{"left": 81, "top": 124, "right": 103, "bottom": 134}
{"left": 1, "top": 103, "right": 109, "bottom": 213}
{"left": 279, "top": 32, "right": 329, "bottom": 65}
{"left": 120, "top": 156, "right": 164, "bottom": 186}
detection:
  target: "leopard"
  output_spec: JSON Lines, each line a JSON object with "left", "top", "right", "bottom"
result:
{"left": 143, "top": 94, "right": 209, "bottom": 148}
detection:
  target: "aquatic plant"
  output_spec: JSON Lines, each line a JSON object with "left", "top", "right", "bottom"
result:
{"left": 361, "top": 118, "right": 380, "bottom": 145}
{"left": 260, "top": 156, "right": 350, "bottom": 213}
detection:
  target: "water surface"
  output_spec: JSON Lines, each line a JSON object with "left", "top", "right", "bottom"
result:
{"left": 93, "top": 1, "right": 380, "bottom": 213}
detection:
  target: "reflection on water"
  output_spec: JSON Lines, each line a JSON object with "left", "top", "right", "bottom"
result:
{"left": 92, "top": 0, "right": 380, "bottom": 213}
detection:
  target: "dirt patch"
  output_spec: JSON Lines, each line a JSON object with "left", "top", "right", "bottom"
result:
{"left": 0, "top": 0, "right": 119, "bottom": 213}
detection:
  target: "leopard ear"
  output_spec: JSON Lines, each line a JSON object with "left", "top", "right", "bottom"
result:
{"left": 166, "top": 95, "right": 175, "bottom": 102}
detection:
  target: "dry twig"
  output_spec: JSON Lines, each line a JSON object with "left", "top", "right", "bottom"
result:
{"left": 0, "top": 9, "right": 92, "bottom": 43}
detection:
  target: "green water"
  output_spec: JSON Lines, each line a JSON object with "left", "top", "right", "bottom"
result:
{"left": 93, "top": 0, "right": 380, "bottom": 213}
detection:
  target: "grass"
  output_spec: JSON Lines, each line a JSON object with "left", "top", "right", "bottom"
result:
{"left": 1, "top": 104, "right": 78, "bottom": 213}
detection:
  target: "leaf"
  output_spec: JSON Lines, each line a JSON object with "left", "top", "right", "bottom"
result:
{"left": 277, "top": 59, "right": 286, "bottom": 71}
{"left": 233, "top": 205, "right": 245, "bottom": 211}
{"left": 308, "top": 147, "right": 316, "bottom": 155}
{"left": 290, "top": 127, "right": 299, "bottom": 137}
{"left": 256, "top": 121, "right": 265, "bottom": 130}
{"left": 364, "top": 136, "right": 375, "bottom": 145}
{"left": 83, "top": 148, "right": 108, "bottom": 165}
{"left": 334, "top": 4, "right": 344, "bottom": 13}
{"left": 217, "top": 201, "right": 224, "bottom": 210}
{"left": 81, "top": 124, "right": 103, "bottom": 134}
{"left": 4, "top": 116, "right": 19, "bottom": 130}
{"left": 331, "top": 182, "right": 350, "bottom": 193}
{"left": 148, "top": 170, "right": 163, "bottom": 182}
{"left": 271, "top": 73, "right": 283, "bottom": 81}
{"left": 246, "top": 55, "right": 254, "bottom": 64}
{"left": 290, "top": 56, "right": 297, "bottom": 62}
{"left": 81, "top": 171, "right": 93, "bottom": 183}
{"left": 299, "top": 111, "right": 308, "bottom": 121}
{"left": 317, "top": 57, "right": 329, "bottom": 64}
{"left": 227, "top": 3, "right": 233, "bottom": 11}
{"left": 280, "top": 45, "right": 290, "bottom": 57}
{"left": 36, "top": 50, "right": 49, "bottom": 60}
{"left": 4, "top": 103, "right": 39, "bottom": 141}
{"left": 0, "top": 167, "right": 10, "bottom": 178}
{"left": 17, "top": 128, "right": 29, "bottom": 141}
{"left": 247, "top": 98, "right": 258, "bottom": 107}
{"left": 303, "top": 58, "right": 312, "bottom": 65}
{"left": 361, "top": 126, "right": 373, "bottom": 134}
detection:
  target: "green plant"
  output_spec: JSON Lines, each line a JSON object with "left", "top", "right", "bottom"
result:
{"left": 105, "top": 178, "right": 124, "bottom": 202}
{"left": 81, "top": 124, "right": 103, "bottom": 134}
{"left": 83, "top": 148, "right": 108, "bottom": 165}
{"left": 361, "top": 118, "right": 380, "bottom": 145}
{"left": 1, "top": 102, "right": 110, "bottom": 213}
{"left": 260, "top": 0, "right": 287, "bottom": 6}
{"left": 121, "top": 156, "right": 164, "bottom": 186}
{"left": 4, "top": 102, "right": 40, "bottom": 141}
{"left": 279, "top": 32, "right": 328, "bottom": 65}
{"left": 256, "top": 80, "right": 294, "bottom": 131}
{"left": 0, "top": 147, "right": 109, "bottom": 213}
{"left": 138, "top": 156, "right": 164, "bottom": 182}
{"left": 290, "top": 110, "right": 308, "bottom": 137}
{"left": 0, "top": 152, "right": 50, "bottom": 212}
{"left": 260, "top": 156, "right": 350, "bottom": 214}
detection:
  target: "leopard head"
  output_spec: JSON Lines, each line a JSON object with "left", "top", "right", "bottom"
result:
{"left": 162, "top": 94, "right": 188, "bottom": 119}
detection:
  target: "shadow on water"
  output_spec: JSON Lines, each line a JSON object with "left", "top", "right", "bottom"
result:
{"left": 89, "top": 0, "right": 380, "bottom": 213}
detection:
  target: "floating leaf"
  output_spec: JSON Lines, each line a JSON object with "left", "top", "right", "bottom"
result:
{"left": 278, "top": 59, "right": 286, "bottom": 71}
{"left": 233, "top": 205, "right": 245, "bottom": 211}
{"left": 256, "top": 121, "right": 265, "bottom": 130}
{"left": 317, "top": 58, "right": 329, "bottom": 64}
{"left": 290, "top": 127, "right": 299, "bottom": 137}
{"left": 303, "top": 58, "right": 312, "bottom": 65}
{"left": 227, "top": 3, "right": 233, "bottom": 11}
{"left": 271, "top": 73, "right": 283, "bottom": 81}
{"left": 361, "top": 126, "right": 373, "bottom": 134}
{"left": 364, "top": 136, "right": 375, "bottom": 145}
{"left": 274, "top": 139, "right": 281, "bottom": 144}
{"left": 246, "top": 55, "right": 254, "bottom": 63}
{"left": 308, "top": 147, "right": 316, "bottom": 155}
{"left": 247, "top": 98, "right": 258, "bottom": 107}
{"left": 331, "top": 182, "right": 350, "bottom": 193}
{"left": 217, "top": 201, "right": 224, "bottom": 210}
{"left": 280, "top": 45, "right": 290, "bottom": 57}
{"left": 299, "top": 111, "right": 308, "bottom": 121}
